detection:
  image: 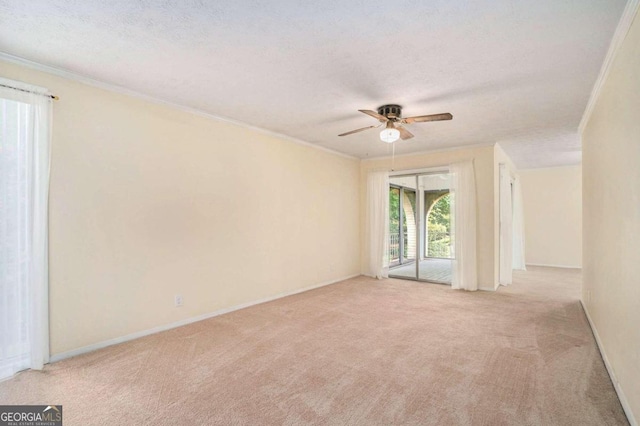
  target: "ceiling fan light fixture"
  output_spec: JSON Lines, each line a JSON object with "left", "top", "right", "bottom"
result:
{"left": 380, "top": 126, "right": 400, "bottom": 143}
{"left": 380, "top": 128, "right": 400, "bottom": 143}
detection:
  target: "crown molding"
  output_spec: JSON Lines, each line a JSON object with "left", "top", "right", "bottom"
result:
{"left": 0, "top": 51, "right": 358, "bottom": 161}
{"left": 517, "top": 163, "right": 582, "bottom": 173}
{"left": 578, "top": 0, "right": 640, "bottom": 134}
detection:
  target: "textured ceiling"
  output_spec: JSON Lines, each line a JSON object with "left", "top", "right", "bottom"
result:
{"left": 0, "top": 0, "right": 626, "bottom": 168}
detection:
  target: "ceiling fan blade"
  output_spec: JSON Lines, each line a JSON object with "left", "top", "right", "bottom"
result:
{"left": 402, "top": 113, "right": 453, "bottom": 124}
{"left": 359, "top": 109, "right": 389, "bottom": 122}
{"left": 396, "top": 125, "right": 414, "bottom": 140}
{"left": 338, "top": 125, "right": 378, "bottom": 137}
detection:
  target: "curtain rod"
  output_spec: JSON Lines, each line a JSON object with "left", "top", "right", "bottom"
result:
{"left": 389, "top": 168, "right": 449, "bottom": 177}
{"left": 0, "top": 83, "right": 59, "bottom": 100}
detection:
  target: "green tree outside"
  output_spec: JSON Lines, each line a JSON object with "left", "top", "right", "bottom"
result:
{"left": 427, "top": 194, "right": 452, "bottom": 258}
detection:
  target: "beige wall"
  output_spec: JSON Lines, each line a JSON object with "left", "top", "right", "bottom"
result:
{"left": 582, "top": 8, "right": 640, "bottom": 422}
{"left": 519, "top": 166, "right": 582, "bottom": 268}
{"left": 0, "top": 60, "right": 361, "bottom": 356}
{"left": 360, "top": 145, "right": 498, "bottom": 290}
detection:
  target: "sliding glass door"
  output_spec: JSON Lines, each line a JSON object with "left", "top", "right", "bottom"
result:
{"left": 389, "top": 171, "right": 453, "bottom": 284}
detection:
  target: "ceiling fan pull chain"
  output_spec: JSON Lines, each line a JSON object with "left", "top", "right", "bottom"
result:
{"left": 391, "top": 142, "right": 396, "bottom": 171}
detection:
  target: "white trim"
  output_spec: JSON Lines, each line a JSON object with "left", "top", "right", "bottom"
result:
{"left": 578, "top": 0, "right": 640, "bottom": 134}
{"left": 581, "top": 300, "right": 637, "bottom": 426}
{"left": 49, "top": 273, "right": 360, "bottom": 363}
{"left": 519, "top": 164, "right": 582, "bottom": 172}
{"left": 0, "top": 52, "right": 357, "bottom": 161}
{"left": 478, "top": 284, "right": 497, "bottom": 292}
{"left": 362, "top": 142, "right": 495, "bottom": 162}
{"left": 526, "top": 263, "right": 581, "bottom": 269}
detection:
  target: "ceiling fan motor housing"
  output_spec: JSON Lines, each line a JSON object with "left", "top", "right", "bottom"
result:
{"left": 378, "top": 104, "right": 402, "bottom": 120}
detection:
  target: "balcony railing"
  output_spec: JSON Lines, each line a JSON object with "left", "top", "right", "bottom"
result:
{"left": 389, "top": 232, "right": 408, "bottom": 263}
{"left": 389, "top": 230, "right": 453, "bottom": 262}
{"left": 389, "top": 232, "right": 400, "bottom": 262}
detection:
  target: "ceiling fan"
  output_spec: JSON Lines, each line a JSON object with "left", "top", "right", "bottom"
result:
{"left": 338, "top": 104, "right": 452, "bottom": 143}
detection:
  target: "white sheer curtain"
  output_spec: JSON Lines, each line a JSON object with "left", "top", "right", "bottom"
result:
{"left": 499, "top": 164, "right": 513, "bottom": 286}
{"left": 366, "top": 171, "right": 389, "bottom": 279}
{"left": 512, "top": 176, "right": 527, "bottom": 270}
{"left": 450, "top": 160, "right": 477, "bottom": 291}
{"left": 0, "top": 78, "right": 51, "bottom": 379}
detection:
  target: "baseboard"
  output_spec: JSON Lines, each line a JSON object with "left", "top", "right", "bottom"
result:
{"left": 581, "top": 300, "right": 637, "bottom": 426}
{"left": 50, "top": 273, "right": 360, "bottom": 363}
{"left": 526, "top": 263, "right": 581, "bottom": 269}
{"left": 478, "top": 284, "right": 497, "bottom": 292}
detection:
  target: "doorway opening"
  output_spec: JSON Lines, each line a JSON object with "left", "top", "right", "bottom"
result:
{"left": 389, "top": 171, "right": 453, "bottom": 284}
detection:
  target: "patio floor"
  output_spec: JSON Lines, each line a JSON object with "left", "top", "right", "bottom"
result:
{"left": 389, "top": 258, "right": 452, "bottom": 284}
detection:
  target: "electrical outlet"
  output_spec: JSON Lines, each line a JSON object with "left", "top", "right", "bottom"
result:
{"left": 586, "top": 290, "right": 592, "bottom": 303}
{"left": 174, "top": 294, "right": 183, "bottom": 307}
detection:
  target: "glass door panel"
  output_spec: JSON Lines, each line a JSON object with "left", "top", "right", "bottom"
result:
{"left": 389, "top": 186, "right": 401, "bottom": 266}
{"left": 402, "top": 188, "right": 417, "bottom": 265}
{"left": 389, "top": 176, "right": 417, "bottom": 280}
{"left": 418, "top": 173, "right": 453, "bottom": 284}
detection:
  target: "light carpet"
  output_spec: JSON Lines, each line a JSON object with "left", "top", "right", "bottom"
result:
{"left": 0, "top": 267, "right": 628, "bottom": 425}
